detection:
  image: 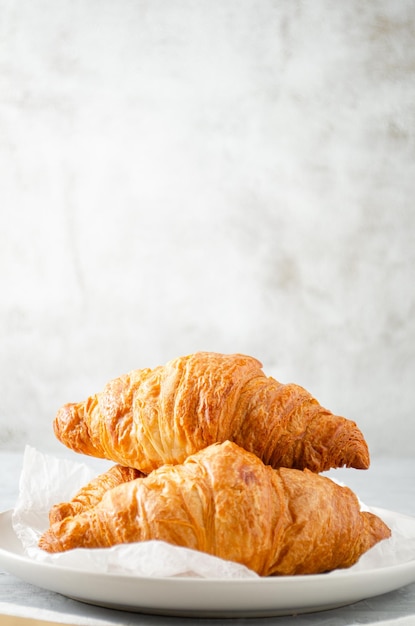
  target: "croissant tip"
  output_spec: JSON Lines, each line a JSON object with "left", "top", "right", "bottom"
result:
{"left": 53, "top": 402, "right": 99, "bottom": 457}
{"left": 364, "top": 511, "right": 392, "bottom": 544}
{"left": 38, "top": 531, "right": 57, "bottom": 553}
{"left": 335, "top": 422, "right": 371, "bottom": 470}
{"left": 53, "top": 403, "right": 77, "bottom": 437}
{"left": 351, "top": 449, "right": 370, "bottom": 470}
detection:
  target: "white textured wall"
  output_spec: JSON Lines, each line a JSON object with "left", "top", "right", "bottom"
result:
{"left": 1, "top": 1, "right": 414, "bottom": 457}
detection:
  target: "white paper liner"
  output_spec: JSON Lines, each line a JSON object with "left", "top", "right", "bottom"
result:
{"left": 11, "top": 446, "right": 415, "bottom": 579}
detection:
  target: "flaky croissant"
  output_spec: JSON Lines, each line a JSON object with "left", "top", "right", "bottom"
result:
{"left": 53, "top": 352, "right": 370, "bottom": 474}
{"left": 39, "top": 441, "right": 390, "bottom": 576}
{"left": 49, "top": 464, "right": 144, "bottom": 524}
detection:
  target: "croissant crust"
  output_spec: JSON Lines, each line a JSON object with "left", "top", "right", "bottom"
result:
{"left": 53, "top": 352, "right": 370, "bottom": 473}
{"left": 49, "top": 464, "right": 144, "bottom": 524}
{"left": 39, "top": 441, "right": 389, "bottom": 576}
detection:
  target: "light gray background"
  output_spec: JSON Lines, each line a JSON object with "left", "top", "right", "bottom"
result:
{"left": 1, "top": 1, "right": 414, "bottom": 458}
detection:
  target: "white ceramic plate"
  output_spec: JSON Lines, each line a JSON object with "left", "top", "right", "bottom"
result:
{"left": 1, "top": 509, "right": 415, "bottom": 618}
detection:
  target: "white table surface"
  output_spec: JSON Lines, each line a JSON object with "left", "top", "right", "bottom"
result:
{"left": 1, "top": 449, "right": 414, "bottom": 626}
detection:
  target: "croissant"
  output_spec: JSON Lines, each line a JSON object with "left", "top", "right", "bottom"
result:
{"left": 49, "top": 464, "right": 144, "bottom": 524}
{"left": 53, "top": 352, "right": 370, "bottom": 474}
{"left": 39, "top": 441, "right": 390, "bottom": 576}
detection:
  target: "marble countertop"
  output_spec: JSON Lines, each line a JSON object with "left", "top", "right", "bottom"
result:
{"left": 1, "top": 450, "right": 414, "bottom": 626}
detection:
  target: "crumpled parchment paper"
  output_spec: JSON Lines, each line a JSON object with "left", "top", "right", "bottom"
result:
{"left": 11, "top": 445, "right": 415, "bottom": 579}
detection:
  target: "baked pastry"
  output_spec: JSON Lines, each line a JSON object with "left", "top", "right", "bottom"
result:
{"left": 53, "top": 352, "right": 370, "bottom": 474}
{"left": 39, "top": 441, "right": 390, "bottom": 575}
{"left": 49, "top": 464, "right": 144, "bottom": 524}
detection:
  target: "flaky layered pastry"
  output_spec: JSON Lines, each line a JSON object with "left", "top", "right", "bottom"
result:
{"left": 53, "top": 352, "right": 369, "bottom": 474}
{"left": 49, "top": 464, "right": 144, "bottom": 524}
{"left": 39, "top": 441, "right": 389, "bottom": 575}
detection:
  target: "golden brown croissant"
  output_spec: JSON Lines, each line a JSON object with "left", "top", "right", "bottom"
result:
{"left": 49, "top": 464, "right": 144, "bottom": 524}
{"left": 39, "top": 441, "right": 390, "bottom": 576}
{"left": 53, "top": 352, "right": 370, "bottom": 474}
